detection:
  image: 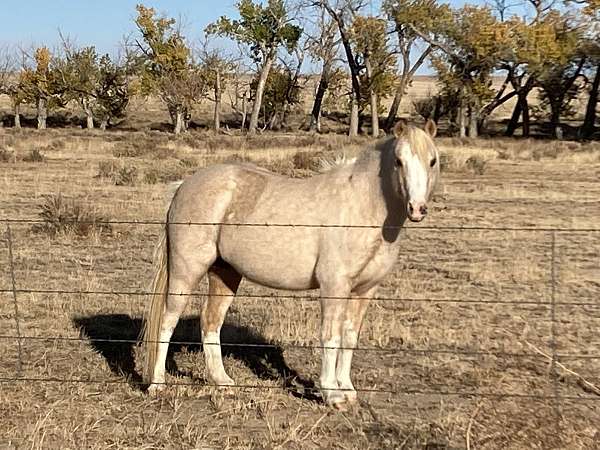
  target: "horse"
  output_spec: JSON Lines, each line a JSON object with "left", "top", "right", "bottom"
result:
{"left": 142, "top": 119, "right": 440, "bottom": 409}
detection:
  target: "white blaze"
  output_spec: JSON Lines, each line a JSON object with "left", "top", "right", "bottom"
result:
{"left": 400, "top": 142, "right": 428, "bottom": 203}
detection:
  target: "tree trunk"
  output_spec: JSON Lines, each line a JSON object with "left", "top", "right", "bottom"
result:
{"left": 249, "top": 54, "right": 275, "bottom": 134}
{"left": 385, "top": 78, "right": 407, "bottom": 131}
{"left": 174, "top": 108, "right": 184, "bottom": 135}
{"left": 521, "top": 97, "right": 530, "bottom": 137}
{"left": 581, "top": 63, "right": 599, "bottom": 139}
{"left": 37, "top": 98, "right": 47, "bottom": 130}
{"left": 214, "top": 70, "right": 221, "bottom": 133}
{"left": 433, "top": 97, "right": 443, "bottom": 124}
{"left": 13, "top": 103, "right": 21, "bottom": 129}
{"left": 506, "top": 94, "right": 531, "bottom": 137}
{"left": 370, "top": 91, "right": 379, "bottom": 137}
{"left": 100, "top": 117, "right": 108, "bottom": 131}
{"left": 458, "top": 106, "right": 467, "bottom": 138}
{"left": 85, "top": 110, "right": 94, "bottom": 129}
{"left": 550, "top": 100, "right": 562, "bottom": 139}
{"left": 309, "top": 62, "right": 331, "bottom": 133}
{"left": 468, "top": 104, "right": 479, "bottom": 138}
{"left": 82, "top": 99, "right": 94, "bottom": 129}
{"left": 364, "top": 57, "right": 379, "bottom": 138}
{"left": 457, "top": 93, "right": 467, "bottom": 138}
{"left": 505, "top": 97, "right": 522, "bottom": 137}
{"left": 349, "top": 98, "right": 359, "bottom": 137}
{"left": 241, "top": 93, "right": 248, "bottom": 130}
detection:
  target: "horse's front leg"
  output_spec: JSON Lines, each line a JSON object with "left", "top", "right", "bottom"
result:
{"left": 336, "top": 286, "right": 377, "bottom": 405}
{"left": 319, "top": 281, "right": 351, "bottom": 409}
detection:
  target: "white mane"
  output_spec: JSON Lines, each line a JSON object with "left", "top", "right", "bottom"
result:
{"left": 317, "top": 154, "right": 357, "bottom": 173}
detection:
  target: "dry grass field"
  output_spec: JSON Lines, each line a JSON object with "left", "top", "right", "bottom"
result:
{"left": 0, "top": 125, "right": 599, "bottom": 449}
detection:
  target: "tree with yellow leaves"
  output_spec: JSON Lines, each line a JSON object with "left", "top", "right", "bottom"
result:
{"left": 207, "top": 0, "right": 302, "bottom": 134}
{"left": 412, "top": 5, "right": 509, "bottom": 137}
{"left": 350, "top": 16, "right": 396, "bottom": 136}
{"left": 135, "top": 4, "right": 208, "bottom": 134}
{"left": 18, "top": 47, "right": 66, "bottom": 129}
{"left": 383, "top": 0, "right": 447, "bottom": 130}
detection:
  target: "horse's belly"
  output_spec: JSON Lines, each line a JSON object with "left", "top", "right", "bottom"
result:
{"left": 217, "top": 228, "right": 319, "bottom": 290}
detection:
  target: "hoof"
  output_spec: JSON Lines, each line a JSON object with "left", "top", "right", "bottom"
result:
{"left": 324, "top": 390, "right": 348, "bottom": 410}
{"left": 210, "top": 375, "right": 235, "bottom": 389}
{"left": 147, "top": 383, "right": 166, "bottom": 396}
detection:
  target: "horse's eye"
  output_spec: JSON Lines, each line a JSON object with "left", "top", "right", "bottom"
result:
{"left": 395, "top": 158, "right": 403, "bottom": 168}
{"left": 430, "top": 157, "right": 437, "bottom": 168}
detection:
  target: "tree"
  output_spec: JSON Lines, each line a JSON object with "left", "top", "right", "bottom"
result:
{"left": 410, "top": 5, "right": 508, "bottom": 137}
{"left": 383, "top": 0, "right": 442, "bottom": 130}
{"left": 199, "top": 44, "right": 236, "bottom": 133}
{"left": 207, "top": 0, "right": 302, "bottom": 134}
{"left": 95, "top": 55, "right": 134, "bottom": 130}
{"left": 0, "top": 46, "right": 20, "bottom": 127}
{"left": 0, "top": 46, "right": 14, "bottom": 98}
{"left": 537, "top": 53, "right": 585, "bottom": 137}
{"left": 279, "top": 41, "right": 309, "bottom": 129}
{"left": 501, "top": 12, "right": 581, "bottom": 137}
{"left": 135, "top": 4, "right": 208, "bottom": 134}
{"left": 579, "top": 0, "right": 600, "bottom": 138}
{"left": 55, "top": 44, "right": 101, "bottom": 129}
{"left": 313, "top": 0, "right": 369, "bottom": 136}
{"left": 18, "top": 47, "right": 66, "bottom": 129}
{"left": 350, "top": 15, "right": 396, "bottom": 136}
{"left": 250, "top": 64, "right": 302, "bottom": 129}
{"left": 306, "top": 12, "right": 340, "bottom": 132}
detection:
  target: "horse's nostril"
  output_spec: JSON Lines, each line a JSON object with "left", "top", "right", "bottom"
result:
{"left": 408, "top": 203, "right": 414, "bottom": 214}
{"left": 420, "top": 205, "right": 428, "bottom": 215}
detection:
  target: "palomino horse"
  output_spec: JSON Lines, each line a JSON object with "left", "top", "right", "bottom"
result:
{"left": 142, "top": 120, "right": 440, "bottom": 409}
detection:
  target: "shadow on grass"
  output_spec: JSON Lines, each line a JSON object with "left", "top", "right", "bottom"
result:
{"left": 72, "top": 314, "right": 318, "bottom": 401}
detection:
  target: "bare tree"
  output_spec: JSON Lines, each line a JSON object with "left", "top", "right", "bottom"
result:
{"left": 198, "top": 41, "right": 236, "bottom": 133}
{"left": 313, "top": 0, "right": 368, "bottom": 136}
{"left": 305, "top": 10, "right": 341, "bottom": 132}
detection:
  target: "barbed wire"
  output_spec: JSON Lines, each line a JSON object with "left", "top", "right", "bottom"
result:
{"left": 3, "top": 217, "right": 600, "bottom": 232}
{"left": 1, "top": 287, "right": 597, "bottom": 308}
{"left": 1, "top": 333, "right": 599, "bottom": 360}
{"left": 0, "top": 375, "right": 597, "bottom": 402}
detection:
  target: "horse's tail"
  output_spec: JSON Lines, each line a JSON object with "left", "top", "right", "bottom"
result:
{"left": 141, "top": 224, "right": 170, "bottom": 384}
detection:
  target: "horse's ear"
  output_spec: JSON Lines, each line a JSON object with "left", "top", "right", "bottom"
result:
{"left": 393, "top": 119, "right": 408, "bottom": 138}
{"left": 424, "top": 119, "right": 437, "bottom": 138}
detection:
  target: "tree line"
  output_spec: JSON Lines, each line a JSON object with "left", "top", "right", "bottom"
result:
{"left": 0, "top": 0, "right": 598, "bottom": 138}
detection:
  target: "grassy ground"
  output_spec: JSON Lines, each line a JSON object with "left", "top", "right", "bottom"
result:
{"left": 0, "top": 128, "right": 599, "bottom": 449}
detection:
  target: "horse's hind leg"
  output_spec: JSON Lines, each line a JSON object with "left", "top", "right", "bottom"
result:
{"left": 148, "top": 277, "right": 201, "bottom": 394}
{"left": 148, "top": 235, "right": 218, "bottom": 394}
{"left": 201, "top": 262, "right": 241, "bottom": 387}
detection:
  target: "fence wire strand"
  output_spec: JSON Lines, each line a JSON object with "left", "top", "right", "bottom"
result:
{"left": 3, "top": 217, "right": 600, "bottom": 232}
{"left": 2, "top": 333, "right": 600, "bottom": 360}
{"left": 0, "top": 375, "right": 598, "bottom": 402}
{"left": 0, "top": 287, "right": 598, "bottom": 308}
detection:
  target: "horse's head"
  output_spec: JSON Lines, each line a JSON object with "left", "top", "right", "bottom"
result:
{"left": 392, "top": 119, "right": 440, "bottom": 222}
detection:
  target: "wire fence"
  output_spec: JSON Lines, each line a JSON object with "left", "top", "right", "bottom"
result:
{"left": 2, "top": 218, "right": 600, "bottom": 413}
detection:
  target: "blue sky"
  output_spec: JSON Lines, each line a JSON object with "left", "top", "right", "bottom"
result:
{"left": 0, "top": 1, "right": 239, "bottom": 55}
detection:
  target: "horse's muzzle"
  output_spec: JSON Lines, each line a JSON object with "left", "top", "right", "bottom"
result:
{"left": 407, "top": 201, "right": 428, "bottom": 222}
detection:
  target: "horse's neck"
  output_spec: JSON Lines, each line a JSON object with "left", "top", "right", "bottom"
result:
{"left": 352, "top": 148, "right": 404, "bottom": 227}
